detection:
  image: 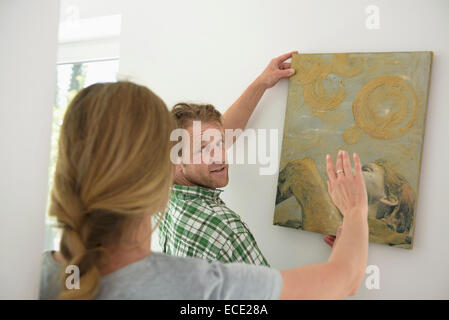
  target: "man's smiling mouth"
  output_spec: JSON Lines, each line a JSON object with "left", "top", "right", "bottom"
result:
{"left": 210, "top": 166, "right": 226, "bottom": 174}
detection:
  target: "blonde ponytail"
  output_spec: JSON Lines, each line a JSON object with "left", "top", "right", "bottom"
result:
{"left": 49, "top": 82, "right": 175, "bottom": 299}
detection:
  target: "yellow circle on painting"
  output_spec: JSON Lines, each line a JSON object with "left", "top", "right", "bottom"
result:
{"left": 290, "top": 55, "right": 330, "bottom": 86}
{"left": 331, "top": 53, "right": 365, "bottom": 78}
{"left": 303, "top": 79, "right": 345, "bottom": 111}
{"left": 352, "top": 76, "right": 417, "bottom": 140}
{"left": 290, "top": 54, "right": 346, "bottom": 112}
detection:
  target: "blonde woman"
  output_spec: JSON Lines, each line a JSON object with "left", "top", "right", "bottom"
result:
{"left": 39, "top": 81, "right": 369, "bottom": 300}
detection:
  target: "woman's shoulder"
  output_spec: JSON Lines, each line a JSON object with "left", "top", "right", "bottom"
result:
{"left": 39, "top": 251, "right": 282, "bottom": 300}
{"left": 98, "top": 253, "right": 282, "bottom": 300}
{"left": 39, "top": 250, "right": 63, "bottom": 300}
{"left": 97, "top": 252, "right": 218, "bottom": 299}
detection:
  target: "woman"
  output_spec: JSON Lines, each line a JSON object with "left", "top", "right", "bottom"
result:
{"left": 40, "top": 81, "right": 369, "bottom": 299}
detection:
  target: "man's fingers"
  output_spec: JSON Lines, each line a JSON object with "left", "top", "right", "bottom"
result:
{"left": 326, "top": 154, "right": 337, "bottom": 182}
{"left": 275, "top": 51, "right": 297, "bottom": 63}
{"left": 342, "top": 150, "right": 353, "bottom": 177}
{"left": 280, "top": 62, "right": 291, "bottom": 70}
{"left": 277, "top": 68, "right": 295, "bottom": 78}
{"left": 323, "top": 235, "right": 335, "bottom": 248}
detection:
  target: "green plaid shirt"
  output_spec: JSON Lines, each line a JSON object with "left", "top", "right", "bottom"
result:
{"left": 158, "top": 184, "right": 269, "bottom": 266}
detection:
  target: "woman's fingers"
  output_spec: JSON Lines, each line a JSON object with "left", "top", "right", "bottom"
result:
{"left": 326, "top": 154, "right": 337, "bottom": 182}
{"left": 342, "top": 150, "right": 353, "bottom": 177}
{"left": 353, "top": 153, "right": 363, "bottom": 179}
{"left": 335, "top": 150, "right": 344, "bottom": 178}
{"left": 326, "top": 151, "right": 368, "bottom": 218}
{"left": 353, "top": 153, "right": 367, "bottom": 194}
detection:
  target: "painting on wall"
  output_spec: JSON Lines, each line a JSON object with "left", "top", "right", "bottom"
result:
{"left": 274, "top": 51, "right": 433, "bottom": 249}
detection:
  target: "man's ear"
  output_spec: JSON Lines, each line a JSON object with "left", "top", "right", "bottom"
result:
{"left": 173, "top": 164, "right": 184, "bottom": 182}
{"left": 379, "top": 194, "right": 398, "bottom": 207}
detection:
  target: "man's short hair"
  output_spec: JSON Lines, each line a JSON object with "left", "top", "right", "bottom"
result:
{"left": 171, "top": 102, "right": 222, "bottom": 129}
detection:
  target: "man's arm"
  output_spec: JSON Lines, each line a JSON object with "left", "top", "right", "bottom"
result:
{"left": 222, "top": 51, "right": 297, "bottom": 145}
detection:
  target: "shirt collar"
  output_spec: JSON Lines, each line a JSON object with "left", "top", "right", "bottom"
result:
{"left": 171, "top": 184, "right": 224, "bottom": 201}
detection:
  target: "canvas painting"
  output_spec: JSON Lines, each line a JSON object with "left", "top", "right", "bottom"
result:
{"left": 274, "top": 51, "right": 432, "bottom": 249}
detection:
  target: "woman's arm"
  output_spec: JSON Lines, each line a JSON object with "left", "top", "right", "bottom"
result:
{"left": 280, "top": 151, "right": 369, "bottom": 299}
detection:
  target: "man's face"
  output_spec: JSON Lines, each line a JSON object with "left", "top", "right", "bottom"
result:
{"left": 181, "top": 121, "right": 229, "bottom": 189}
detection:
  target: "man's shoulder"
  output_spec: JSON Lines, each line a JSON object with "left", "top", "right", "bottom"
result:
{"left": 168, "top": 193, "right": 217, "bottom": 217}
{"left": 168, "top": 192, "right": 248, "bottom": 235}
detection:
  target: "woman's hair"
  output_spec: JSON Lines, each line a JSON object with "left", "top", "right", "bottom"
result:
{"left": 49, "top": 81, "right": 175, "bottom": 299}
{"left": 374, "top": 159, "right": 416, "bottom": 234}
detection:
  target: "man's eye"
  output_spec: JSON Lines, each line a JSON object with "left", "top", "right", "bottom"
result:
{"left": 202, "top": 145, "right": 211, "bottom": 153}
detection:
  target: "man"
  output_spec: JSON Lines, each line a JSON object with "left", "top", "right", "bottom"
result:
{"left": 158, "top": 52, "right": 337, "bottom": 265}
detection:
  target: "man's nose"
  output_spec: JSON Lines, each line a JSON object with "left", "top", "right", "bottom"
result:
{"left": 209, "top": 147, "right": 226, "bottom": 164}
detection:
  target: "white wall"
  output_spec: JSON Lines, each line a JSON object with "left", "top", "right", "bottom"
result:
{"left": 119, "top": 0, "right": 449, "bottom": 299}
{"left": 58, "top": 0, "right": 122, "bottom": 64}
{"left": 0, "top": 0, "right": 59, "bottom": 299}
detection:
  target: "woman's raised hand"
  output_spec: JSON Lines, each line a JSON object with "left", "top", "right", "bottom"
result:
{"left": 326, "top": 150, "right": 368, "bottom": 218}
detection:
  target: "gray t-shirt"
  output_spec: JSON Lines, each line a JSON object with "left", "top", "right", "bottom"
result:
{"left": 39, "top": 251, "right": 283, "bottom": 299}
